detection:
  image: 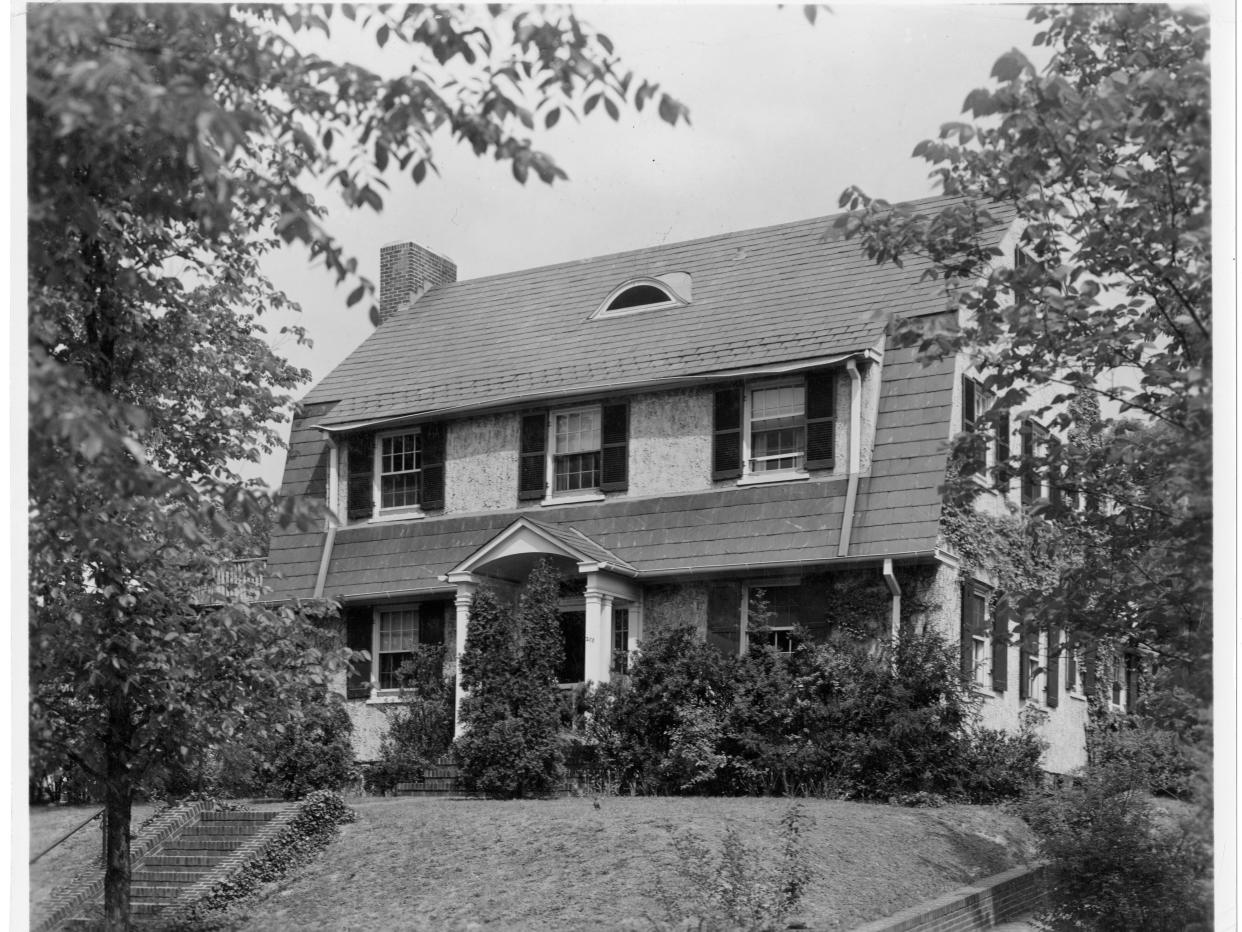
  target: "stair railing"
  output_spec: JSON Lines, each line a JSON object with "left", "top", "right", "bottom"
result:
{"left": 30, "top": 807, "right": 104, "bottom": 865}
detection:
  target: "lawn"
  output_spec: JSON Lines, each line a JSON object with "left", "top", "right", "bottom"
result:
{"left": 29, "top": 802, "right": 159, "bottom": 927}
{"left": 225, "top": 795, "right": 1038, "bottom": 931}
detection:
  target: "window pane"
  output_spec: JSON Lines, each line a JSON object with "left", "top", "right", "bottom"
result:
{"left": 379, "top": 651, "right": 414, "bottom": 690}
{"left": 555, "top": 409, "right": 600, "bottom": 454}
{"left": 381, "top": 472, "right": 421, "bottom": 508}
{"left": 379, "top": 610, "right": 418, "bottom": 651}
{"left": 554, "top": 451, "right": 601, "bottom": 491}
{"left": 380, "top": 433, "right": 421, "bottom": 508}
{"left": 752, "top": 386, "right": 804, "bottom": 421}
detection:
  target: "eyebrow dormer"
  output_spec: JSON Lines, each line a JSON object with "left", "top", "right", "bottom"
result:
{"left": 591, "top": 272, "right": 692, "bottom": 320}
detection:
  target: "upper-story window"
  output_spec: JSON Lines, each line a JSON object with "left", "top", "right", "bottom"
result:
{"left": 552, "top": 407, "right": 601, "bottom": 492}
{"left": 379, "top": 431, "right": 421, "bottom": 509}
{"left": 591, "top": 273, "right": 692, "bottom": 320}
{"left": 712, "top": 370, "right": 837, "bottom": 484}
{"left": 518, "top": 402, "right": 629, "bottom": 503}
{"left": 1020, "top": 420, "right": 1050, "bottom": 506}
{"left": 962, "top": 375, "right": 1010, "bottom": 488}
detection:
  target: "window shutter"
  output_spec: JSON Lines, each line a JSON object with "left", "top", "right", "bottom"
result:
{"left": 599, "top": 402, "right": 629, "bottom": 492}
{"left": 1083, "top": 643, "right": 1097, "bottom": 695}
{"left": 706, "top": 582, "right": 742, "bottom": 656}
{"left": 1046, "top": 627, "right": 1061, "bottom": 707}
{"left": 419, "top": 600, "right": 446, "bottom": 646}
{"left": 518, "top": 412, "right": 547, "bottom": 501}
{"left": 712, "top": 386, "right": 743, "bottom": 479}
{"left": 991, "top": 597, "right": 1009, "bottom": 692}
{"left": 995, "top": 410, "right": 1011, "bottom": 491}
{"left": 1018, "top": 628, "right": 1032, "bottom": 700}
{"left": 797, "top": 575, "right": 834, "bottom": 642}
{"left": 1066, "top": 641, "right": 1079, "bottom": 691}
{"left": 1020, "top": 422, "right": 1038, "bottom": 505}
{"left": 962, "top": 377, "right": 977, "bottom": 433}
{"left": 343, "top": 605, "right": 373, "bottom": 699}
{"left": 346, "top": 434, "right": 374, "bottom": 521}
{"left": 420, "top": 422, "right": 446, "bottom": 511}
{"left": 804, "top": 370, "right": 837, "bottom": 470}
{"left": 1125, "top": 652, "right": 1140, "bottom": 711}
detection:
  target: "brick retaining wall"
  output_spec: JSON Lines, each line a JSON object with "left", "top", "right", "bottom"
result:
{"left": 850, "top": 863, "right": 1047, "bottom": 932}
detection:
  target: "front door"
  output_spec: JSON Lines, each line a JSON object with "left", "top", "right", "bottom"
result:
{"left": 557, "top": 610, "right": 586, "bottom": 683}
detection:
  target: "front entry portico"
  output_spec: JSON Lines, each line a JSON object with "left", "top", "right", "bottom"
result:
{"left": 442, "top": 517, "right": 641, "bottom": 733}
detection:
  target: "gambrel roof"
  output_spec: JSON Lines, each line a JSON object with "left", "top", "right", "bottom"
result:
{"left": 305, "top": 195, "right": 993, "bottom": 428}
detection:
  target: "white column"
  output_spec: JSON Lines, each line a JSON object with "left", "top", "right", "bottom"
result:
{"left": 583, "top": 590, "right": 613, "bottom": 684}
{"left": 452, "top": 580, "right": 477, "bottom": 737}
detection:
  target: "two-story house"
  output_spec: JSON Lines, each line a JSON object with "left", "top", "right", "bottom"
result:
{"left": 265, "top": 196, "right": 1092, "bottom": 773}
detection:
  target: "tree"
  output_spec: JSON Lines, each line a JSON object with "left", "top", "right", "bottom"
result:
{"left": 29, "top": 6, "right": 686, "bottom": 928}
{"left": 835, "top": 3, "right": 1210, "bottom": 690}
{"left": 455, "top": 562, "right": 566, "bottom": 798}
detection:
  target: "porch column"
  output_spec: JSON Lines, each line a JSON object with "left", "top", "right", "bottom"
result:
{"left": 450, "top": 577, "right": 478, "bottom": 737}
{"left": 583, "top": 590, "right": 613, "bottom": 684}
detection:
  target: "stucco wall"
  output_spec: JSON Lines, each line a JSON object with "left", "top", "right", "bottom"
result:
{"left": 642, "top": 582, "right": 710, "bottom": 638}
{"left": 445, "top": 414, "right": 519, "bottom": 514}
{"left": 629, "top": 388, "right": 713, "bottom": 496}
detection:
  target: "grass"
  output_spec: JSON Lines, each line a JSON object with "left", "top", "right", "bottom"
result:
{"left": 219, "top": 795, "right": 1038, "bottom": 931}
{"left": 29, "top": 802, "right": 159, "bottom": 926}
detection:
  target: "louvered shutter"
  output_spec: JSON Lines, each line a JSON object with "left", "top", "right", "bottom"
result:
{"left": 797, "top": 575, "right": 834, "bottom": 643}
{"left": 343, "top": 605, "right": 373, "bottom": 699}
{"left": 518, "top": 412, "right": 547, "bottom": 501}
{"left": 1018, "top": 628, "right": 1033, "bottom": 700}
{"left": 804, "top": 370, "right": 837, "bottom": 470}
{"left": 991, "top": 597, "right": 1009, "bottom": 692}
{"left": 419, "top": 422, "right": 447, "bottom": 511}
{"left": 995, "top": 410, "right": 1011, "bottom": 491}
{"left": 706, "top": 582, "right": 742, "bottom": 656}
{"left": 346, "top": 434, "right": 374, "bottom": 521}
{"left": 712, "top": 386, "right": 743, "bottom": 480}
{"left": 962, "top": 377, "right": 977, "bottom": 433}
{"left": 599, "top": 402, "right": 629, "bottom": 492}
{"left": 419, "top": 601, "right": 446, "bottom": 646}
{"left": 1046, "top": 626, "right": 1061, "bottom": 707}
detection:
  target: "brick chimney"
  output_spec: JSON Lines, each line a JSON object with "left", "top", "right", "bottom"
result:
{"left": 379, "top": 241, "right": 457, "bottom": 323}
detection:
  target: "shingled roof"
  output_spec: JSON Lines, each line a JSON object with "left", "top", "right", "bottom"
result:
{"left": 305, "top": 194, "right": 995, "bottom": 428}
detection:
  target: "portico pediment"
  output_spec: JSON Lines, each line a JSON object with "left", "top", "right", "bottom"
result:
{"left": 445, "top": 516, "right": 637, "bottom": 583}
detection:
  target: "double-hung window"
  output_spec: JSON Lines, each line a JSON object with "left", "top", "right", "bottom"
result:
{"left": 748, "top": 385, "right": 806, "bottom": 474}
{"left": 377, "top": 608, "right": 418, "bottom": 690}
{"left": 552, "top": 407, "right": 601, "bottom": 493}
{"left": 379, "top": 431, "right": 421, "bottom": 510}
{"left": 747, "top": 585, "right": 800, "bottom": 654}
{"left": 961, "top": 589, "right": 990, "bottom": 687}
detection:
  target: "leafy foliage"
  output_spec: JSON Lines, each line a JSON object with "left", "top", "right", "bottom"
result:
{"left": 454, "top": 562, "right": 566, "bottom": 798}
{"left": 364, "top": 647, "right": 456, "bottom": 795}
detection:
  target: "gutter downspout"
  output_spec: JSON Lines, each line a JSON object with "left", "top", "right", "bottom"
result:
{"left": 883, "top": 558, "right": 901, "bottom": 645}
{"left": 313, "top": 437, "right": 340, "bottom": 599}
{"left": 838, "top": 359, "right": 863, "bottom": 557}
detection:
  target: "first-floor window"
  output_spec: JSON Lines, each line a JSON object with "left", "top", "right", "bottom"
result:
{"left": 378, "top": 608, "right": 418, "bottom": 690}
{"left": 379, "top": 431, "right": 421, "bottom": 509}
{"left": 750, "top": 585, "right": 800, "bottom": 653}
{"left": 964, "top": 590, "right": 990, "bottom": 686}
{"left": 612, "top": 608, "right": 630, "bottom": 674}
{"left": 749, "top": 385, "right": 806, "bottom": 473}
{"left": 1110, "top": 654, "right": 1126, "bottom": 709}
{"left": 552, "top": 407, "right": 601, "bottom": 492}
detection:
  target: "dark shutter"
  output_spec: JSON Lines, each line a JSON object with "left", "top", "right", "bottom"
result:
{"left": 995, "top": 410, "right": 1011, "bottom": 491}
{"left": 1020, "top": 422, "right": 1038, "bottom": 505}
{"left": 1046, "top": 626, "right": 1061, "bottom": 707}
{"left": 797, "top": 575, "right": 834, "bottom": 643}
{"left": 706, "top": 582, "right": 742, "bottom": 656}
{"left": 344, "top": 605, "right": 373, "bottom": 699}
{"left": 419, "top": 601, "right": 446, "bottom": 646}
{"left": 420, "top": 422, "right": 446, "bottom": 511}
{"left": 1125, "top": 652, "right": 1140, "bottom": 712}
{"left": 711, "top": 386, "right": 743, "bottom": 480}
{"left": 518, "top": 412, "right": 547, "bottom": 501}
{"left": 599, "top": 402, "right": 629, "bottom": 492}
{"left": 1083, "top": 643, "right": 1097, "bottom": 695}
{"left": 804, "top": 370, "right": 837, "bottom": 469}
{"left": 346, "top": 434, "right": 374, "bottom": 521}
{"left": 962, "top": 377, "right": 977, "bottom": 433}
{"left": 1018, "top": 628, "right": 1033, "bottom": 700}
{"left": 991, "top": 597, "right": 1009, "bottom": 692}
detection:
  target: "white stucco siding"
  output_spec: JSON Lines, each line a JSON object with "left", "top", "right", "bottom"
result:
{"left": 444, "top": 414, "right": 520, "bottom": 514}
{"left": 628, "top": 388, "right": 714, "bottom": 496}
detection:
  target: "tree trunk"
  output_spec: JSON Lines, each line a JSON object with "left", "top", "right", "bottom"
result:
{"left": 103, "top": 692, "right": 134, "bottom": 931}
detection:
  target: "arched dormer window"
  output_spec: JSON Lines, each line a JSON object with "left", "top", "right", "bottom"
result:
{"left": 590, "top": 272, "right": 692, "bottom": 320}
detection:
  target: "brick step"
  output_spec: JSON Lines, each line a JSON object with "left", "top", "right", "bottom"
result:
{"left": 200, "top": 810, "right": 277, "bottom": 821}
{"left": 181, "top": 822, "right": 268, "bottom": 836}
{"left": 145, "top": 853, "right": 226, "bottom": 867}
{"left": 131, "top": 883, "right": 191, "bottom": 900}
{"left": 132, "top": 867, "right": 213, "bottom": 883}
{"left": 160, "top": 838, "right": 249, "bottom": 851}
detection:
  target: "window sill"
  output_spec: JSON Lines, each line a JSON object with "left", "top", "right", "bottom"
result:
{"left": 365, "top": 693, "right": 410, "bottom": 706}
{"left": 368, "top": 509, "right": 425, "bottom": 524}
{"left": 1069, "top": 691, "right": 1087, "bottom": 702}
{"left": 541, "top": 491, "right": 606, "bottom": 507}
{"left": 736, "top": 471, "right": 810, "bottom": 487}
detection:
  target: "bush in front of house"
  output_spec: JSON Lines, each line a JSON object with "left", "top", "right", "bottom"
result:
{"left": 1020, "top": 760, "right": 1212, "bottom": 932}
{"left": 454, "top": 561, "right": 565, "bottom": 798}
{"left": 587, "top": 624, "right": 1043, "bottom": 801}
{"left": 258, "top": 691, "right": 358, "bottom": 799}
{"left": 364, "top": 646, "right": 455, "bottom": 794}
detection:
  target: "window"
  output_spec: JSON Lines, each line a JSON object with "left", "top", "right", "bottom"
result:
{"left": 962, "top": 376, "right": 1010, "bottom": 488}
{"left": 552, "top": 407, "right": 601, "bottom": 492}
{"left": 607, "top": 283, "right": 673, "bottom": 312}
{"left": 377, "top": 608, "right": 419, "bottom": 690}
{"left": 557, "top": 611, "right": 586, "bottom": 683}
{"left": 518, "top": 403, "right": 629, "bottom": 502}
{"left": 1020, "top": 421, "right": 1049, "bottom": 506}
{"left": 1066, "top": 644, "right": 1080, "bottom": 693}
{"left": 748, "top": 585, "right": 800, "bottom": 653}
{"left": 962, "top": 589, "right": 990, "bottom": 686}
{"left": 591, "top": 274, "right": 691, "bottom": 319}
{"left": 1110, "top": 653, "right": 1126, "bottom": 710}
{"left": 612, "top": 608, "right": 630, "bottom": 674}
{"left": 378, "top": 431, "right": 421, "bottom": 510}
{"left": 1019, "top": 630, "right": 1042, "bottom": 702}
{"left": 748, "top": 385, "right": 806, "bottom": 473}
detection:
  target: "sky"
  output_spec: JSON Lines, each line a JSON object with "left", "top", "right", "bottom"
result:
{"left": 247, "top": 3, "right": 1054, "bottom": 488}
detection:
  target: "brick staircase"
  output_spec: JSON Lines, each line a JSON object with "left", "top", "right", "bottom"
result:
{"left": 393, "top": 756, "right": 461, "bottom": 796}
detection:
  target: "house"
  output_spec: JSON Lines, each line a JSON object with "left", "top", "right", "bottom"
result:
{"left": 265, "top": 195, "right": 1097, "bottom": 773}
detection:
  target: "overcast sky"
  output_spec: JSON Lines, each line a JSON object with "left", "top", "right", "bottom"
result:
{"left": 248, "top": 3, "right": 1049, "bottom": 488}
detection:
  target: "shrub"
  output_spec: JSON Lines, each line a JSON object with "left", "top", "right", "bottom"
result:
{"left": 958, "top": 721, "right": 1046, "bottom": 804}
{"left": 1089, "top": 719, "right": 1199, "bottom": 799}
{"left": 364, "top": 646, "right": 455, "bottom": 794}
{"left": 454, "top": 561, "right": 565, "bottom": 798}
{"left": 259, "top": 692, "right": 357, "bottom": 799}
{"left": 1021, "top": 764, "right": 1212, "bottom": 931}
